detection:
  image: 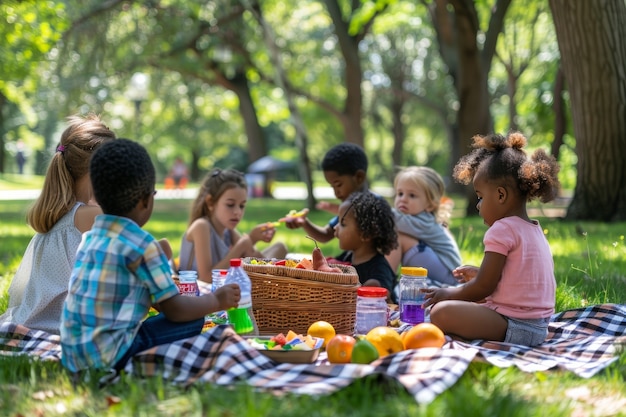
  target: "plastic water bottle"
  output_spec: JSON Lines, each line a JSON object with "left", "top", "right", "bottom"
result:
{"left": 177, "top": 270, "right": 200, "bottom": 296}
{"left": 354, "top": 287, "right": 388, "bottom": 335}
{"left": 399, "top": 267, "right": 428, "bottom": 325}
{"left": 211, "top": 269, "right": 227, "bottom": 293}
{"left": 223, "top": 258, "right": 258, "bottom": 336}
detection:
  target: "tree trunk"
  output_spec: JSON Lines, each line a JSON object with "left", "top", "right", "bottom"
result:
{"left": 229, "top": 70, "right": 266, "bottom": 165}
{"left": 430, "top": 0, "right": 510, "bottom": 214}
{"left": 551, "top": 65, "right": 566, "bottom": 161}
{"left": 447, "top": 0, "right": 492, "bottom": 215}
{"left": 252, "top": 3, "right": 316, "bottom": 207}
{"left": 323, "top": 0, "right": 365, "bottom": 149}
{"left": 550, "top": 0, "right": 626, "bottom": 221}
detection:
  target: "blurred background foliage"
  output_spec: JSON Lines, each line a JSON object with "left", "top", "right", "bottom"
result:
{"left": 1, "top": 0, "right": 625, "bottom": 219}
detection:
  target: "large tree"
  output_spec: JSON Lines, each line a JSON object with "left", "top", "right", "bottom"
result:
{"left": 426, "top": 0, "right": 512, "bottom": 214}
{"left": 550, "top": 0, "right": 626, "bottom": 221}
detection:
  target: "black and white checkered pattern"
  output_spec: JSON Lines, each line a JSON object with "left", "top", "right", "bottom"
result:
{"left": 1, "top": 303, "right": 624, "bottom": 404}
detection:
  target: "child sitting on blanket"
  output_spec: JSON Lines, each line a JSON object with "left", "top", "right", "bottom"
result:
{"left": 385, "top": 166, "right": 462, "bottom": 286}
{"left": 334, "top": 191, "right": 398, "bottom": 303}
{"left": 60, "top": 139, "right": 240, "bottom": 374}
{"left": 179, "top": 168, "right": 288, "bottom": 283}
{"left": 422, "top": 132, "right": 560, "bottom": 347}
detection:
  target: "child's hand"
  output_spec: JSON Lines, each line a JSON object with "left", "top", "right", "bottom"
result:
{"left": 452, "top": 265, "right": 478, "bottom": 283}
{"left": 250, "top": 223, "right": 276, "bottom": 244}
{"left": 315, "top": 201, "right": 339, "bottom": 215}
{"left": 421, "top": 287, "right": 453, "bottom": 309}
{"left": 213, "top": 283, "right": 241, "bottom": 310}
{"left": 283, "top": 208, "right": 309, "bottom": 229}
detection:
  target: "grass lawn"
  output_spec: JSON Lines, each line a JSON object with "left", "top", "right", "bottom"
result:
{"left": 0, "top": 193, "right": 625, "bottom": 416}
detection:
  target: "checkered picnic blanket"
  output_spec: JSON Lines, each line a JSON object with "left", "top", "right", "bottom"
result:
{"left": 1, "top": 303, "right": 624, "bottom": 404}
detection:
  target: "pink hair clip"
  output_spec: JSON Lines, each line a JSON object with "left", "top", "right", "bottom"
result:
{"left": 56, "top": 145, "right": 65, "bottom": 153}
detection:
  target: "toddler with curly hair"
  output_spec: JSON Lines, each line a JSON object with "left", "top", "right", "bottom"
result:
{"left": 423, "top": 132, "right": 560, "bottom": 347}
{"left": 334, "top": 191, "right": 399, "bottom": 302}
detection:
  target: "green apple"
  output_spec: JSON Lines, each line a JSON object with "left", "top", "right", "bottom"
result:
{"left": 351, "top": 339, "right": 379, "bottom": 364}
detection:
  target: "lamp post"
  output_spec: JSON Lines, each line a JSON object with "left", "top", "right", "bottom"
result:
{"left": 127, "top": 72, "right": 150, "bottom": 137}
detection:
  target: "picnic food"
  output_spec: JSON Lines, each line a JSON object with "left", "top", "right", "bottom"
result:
{"left": 261, "top": 221, "right": 281, "bottom": 231}
{"left": 247, "top": 332, "right": 321, "bottom": 351}
{"left": 307, "top": 320, "right": 336, "bottom": 348}
{"left": 351, "top": 339, "right": 379, "bottom": 364}
{"left": 295, "top": 258, "right": 314, "bottom": 270}
{"left": 306, "top": 235, "right": 342, "bottom": 273}
{"left": 365, "top": 326, "right": 404, "bottom": 357}
{"left": 278, "top": 208, "right": 308, "bottom": 222}
{"left": 401, "top": 323, "right": 446, "bottom": 350}
{"left": 326, "top": 334, "right": 356, "bottom": 364}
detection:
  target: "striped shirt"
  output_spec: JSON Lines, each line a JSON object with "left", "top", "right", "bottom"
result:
{"left": 60, "top": 214, "right": 179, "bottom": 372}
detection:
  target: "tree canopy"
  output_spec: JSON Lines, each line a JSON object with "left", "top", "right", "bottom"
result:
{"left": 1, "top": 0, "right": 625, "bottom": 220}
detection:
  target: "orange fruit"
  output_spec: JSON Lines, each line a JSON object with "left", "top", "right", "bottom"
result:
{"left": 326, "top": 334, "right": 356, "bottom": 364}
{"left": 307, "top": 321, "right": 336, "bottom": 348}
{"left": 402, "top": 323, "right": 446, "bottom": 350}
{"left": 365, "top": 326, "right": 404, "bottom": 357}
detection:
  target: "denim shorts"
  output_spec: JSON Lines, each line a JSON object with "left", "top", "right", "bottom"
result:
{"left": 503, "top": 316, "right": 550, "bottom": 347}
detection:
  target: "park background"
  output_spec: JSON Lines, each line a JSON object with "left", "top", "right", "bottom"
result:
{"left": 1, "top": 0, "right": 625, "bottom": 221}
{"left": 1, "top": 1, "right": 626, "bottom": 416}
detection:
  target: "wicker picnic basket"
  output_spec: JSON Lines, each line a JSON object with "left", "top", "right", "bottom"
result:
{"left": 242, "top": 258, "right": 360, "bottom": 335}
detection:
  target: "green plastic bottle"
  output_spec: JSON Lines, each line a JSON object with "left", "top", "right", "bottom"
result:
{"left": 224, "top": 258, "right": 259, "bottom": 335}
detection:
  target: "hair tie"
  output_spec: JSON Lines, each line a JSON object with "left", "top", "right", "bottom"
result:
{"left": 56, "top": 145, "right": 65, "bottom": 153}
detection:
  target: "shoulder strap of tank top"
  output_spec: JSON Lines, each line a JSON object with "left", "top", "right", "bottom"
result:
{"left": 185, "top": 242, "right": 195, "bottom": 271}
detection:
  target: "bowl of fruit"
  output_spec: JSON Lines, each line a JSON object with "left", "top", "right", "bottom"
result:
{"left": 245, "top": 330, "right": 324, "bottom": 364}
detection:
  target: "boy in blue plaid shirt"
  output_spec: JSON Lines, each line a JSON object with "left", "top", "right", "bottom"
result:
{"left": 60, "top": 139, "right": 240, "bottom": 374}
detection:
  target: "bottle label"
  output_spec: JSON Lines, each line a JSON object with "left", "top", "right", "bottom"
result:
{"left": 177, "top": 281, "right": 199, "bottom": 296}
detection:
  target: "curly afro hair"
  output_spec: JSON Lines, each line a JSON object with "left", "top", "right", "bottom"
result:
{"left": 346, "top": 191, "right": 398, "bottom": 255}
{"left": 321, "top": 143, "right": 368, "bottom": 176}
{"left": 90, "top": 138, "right": 155, "bottom": 216}
{"left": 453, "top": 132, "right": 560, "bottom": 203}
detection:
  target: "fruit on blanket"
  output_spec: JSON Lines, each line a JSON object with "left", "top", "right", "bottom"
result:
{"left": 365, "top": 326, "right": 405, "bottom": 357}
{"left": 402, "top": 323, "right": 446, "bottom": 350}
{"left": 351, "top": 339, "right": 379, "bottom": 364}
{"left": 307, "top": 320, "right": 336, "bottom": 348}
{"left": 326, "top": 334, "right": 356, "bottom": 364}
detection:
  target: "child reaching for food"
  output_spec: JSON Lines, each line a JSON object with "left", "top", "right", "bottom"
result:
{"left": 385, "top": 166, "right": 462, "bottom": 286}
{"left": 179, "top": 168, "right": 288, "bottom": 283}
{"left": 283, "top": 143, "right": 369, "bottom": 244}
{"left": 334, "top": 191, "right": 399, "bottom": 302}
{"left": 60, "top": 139, "right": 241, "bottom": 374}
{"left": 422, "top": 132, "right": 560, "bottom": 347}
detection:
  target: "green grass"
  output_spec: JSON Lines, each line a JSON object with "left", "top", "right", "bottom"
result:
{"left": 0, "top": 173, "right": 45, "bottom": 190}
{"left": 1, "top": 196, "right": 626, "bottom": 416}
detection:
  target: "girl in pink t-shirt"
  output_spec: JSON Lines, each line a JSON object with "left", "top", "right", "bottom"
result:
{"left": 422, "top": 132, "right": 560, "bottom": 346}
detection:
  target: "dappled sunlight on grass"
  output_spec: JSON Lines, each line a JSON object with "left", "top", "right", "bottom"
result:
{"left": 1, "top": 198, "right": 625, "bottom": 415}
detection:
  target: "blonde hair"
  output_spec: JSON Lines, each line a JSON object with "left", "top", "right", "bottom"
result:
{"left": 27, "top": 114, "right": 116, "bottom": 233}
{"left": 394, "top": 166, "right": 452, "bottom": 225}
{"left": 188, "top": 168, "right": 247, "bottom": 224}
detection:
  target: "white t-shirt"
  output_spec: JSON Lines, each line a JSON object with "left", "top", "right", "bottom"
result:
{"left": 0, "top": 202, "right": 83, "bottom": 334}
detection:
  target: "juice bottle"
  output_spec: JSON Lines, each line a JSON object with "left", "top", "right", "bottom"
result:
{"left": 223, "top": 258, "right": 258, "bottom": 336}
{"left": 399, "top": 267, "right": 428, "bottom": 325}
